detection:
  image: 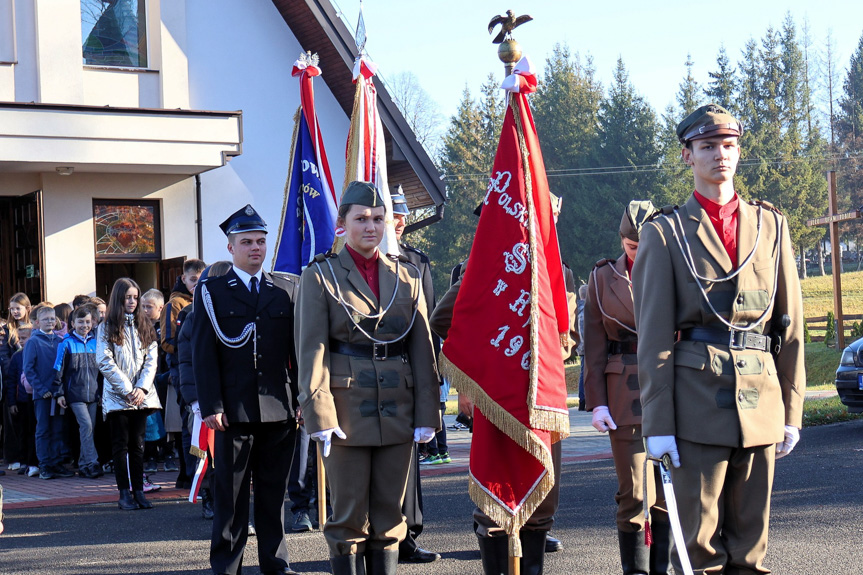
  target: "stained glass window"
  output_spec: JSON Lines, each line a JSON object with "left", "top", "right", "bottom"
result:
{"left": 94, "top": 201, "right": 160, "bottom": 260}
{"left": 81, "top": 0, "right": 147, "bottom": 68}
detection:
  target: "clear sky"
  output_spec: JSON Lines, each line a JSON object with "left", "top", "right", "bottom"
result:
{"left": 330, "top": 0, "right": 863, "bottom": 124}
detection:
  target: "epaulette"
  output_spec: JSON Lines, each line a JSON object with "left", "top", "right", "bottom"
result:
{"left": 750, "top": 199, "right": 783, "bottom": 215}
{"left": 401, "top": 243, "right": 431, "bottom": 265}
{"left": 594, "top": 258, "right": 615, "bottom": 268}
{"left": 562, "top": 260, "right": 572, "bottom": 271}
{"left": 313, "top": 251, "right": 337, "bottom": 263}
{"left": 388, "top": 253, "right": 411, "bottom": 264}
{"left": 658, "top": 205, "right": 677, "bottom": 216}
{"left": 226, "top": 277, "right": 239, "bottom": 288}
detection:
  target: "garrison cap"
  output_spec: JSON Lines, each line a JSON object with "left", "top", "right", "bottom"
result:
{"left": 391, "top": 185, "right": 410, "bottom": 215}
{"left": 342, "top": 180, "right": 384, "bottom": 208}
{"left": 619, "top": 200, "right": 658, "bottom": 242}
{"left": 676, "top": 103, "right": 743, "bottom": 144}
{"left": 219, "top": 204, "right": 267, "bottom": 236}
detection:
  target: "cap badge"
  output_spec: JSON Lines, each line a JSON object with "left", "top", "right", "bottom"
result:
{"left": 245, "top": 206, "right": 254, "bottom": 216}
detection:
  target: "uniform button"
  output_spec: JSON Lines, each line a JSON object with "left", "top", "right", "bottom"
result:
{"left": 738, "top": 391, "right": 745, "bottom": 402}
{"left": 229, "top": 311, "right": 234, "bottom": 315}
{"left": 257, "top": 354, "right": 262, "bottom": 359}
{"left": 257, "top": 336, "right": 262, "bottom": 340}
{"left": 380, "top": 403, "right": 385, "bottom": 410}
{"left": 258, "top": 372, "right": 263, "bottom": 377}
{"left": 737, "top": 295, "right": 744, "bottom": 304}
{"left": 737, "top": 359, "right": 747, "bottom": 368}
{"left": 380, "top": 320, "right": 385, "bottom": 326}
{"left": 256, "top": 316, "right": 261, "bottom": 320}
{"left": 379, "top": 376, "right": 385, "bottom": 382}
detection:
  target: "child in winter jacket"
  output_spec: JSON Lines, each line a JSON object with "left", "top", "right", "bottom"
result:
{"left": 54, "top": 305, "right": 103, "bottom": 479}
{"left": 24, "top": 305, "right": 70, "bottom": 480}
{"left": 6, "top": 328, "right": 38, "bottom": 476}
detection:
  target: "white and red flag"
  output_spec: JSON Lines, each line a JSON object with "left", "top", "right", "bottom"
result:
{"left": 188, "top": 410, "right": 213, "bottom": 503}
{"left": 439, "top": 56, "right": 570, "bottom": 556}
{"left": 337, "top": 52, "right": 399, "bottom": 256}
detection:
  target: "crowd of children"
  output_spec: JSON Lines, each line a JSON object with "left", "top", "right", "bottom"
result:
{"left": 0, "top": 258, "right": 207, "bottom": 511}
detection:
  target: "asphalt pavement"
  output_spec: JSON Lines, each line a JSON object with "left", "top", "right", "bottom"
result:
{"left": 1, "top": 409, "right": 861, "bottom": 574}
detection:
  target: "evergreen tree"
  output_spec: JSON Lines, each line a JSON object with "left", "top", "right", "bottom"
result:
{"left": 533, "top": 44, "right": 603, "bottom": 282}
{"left": 677, "top": 53, "right": 703, "bottom": 114}
{"left": 704, "top": 45, "right": 736, "bottom": 109}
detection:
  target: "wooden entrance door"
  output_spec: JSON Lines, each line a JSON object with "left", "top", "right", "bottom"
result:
{"left": 0, "top": 192, "right": 44, "bottom": 315}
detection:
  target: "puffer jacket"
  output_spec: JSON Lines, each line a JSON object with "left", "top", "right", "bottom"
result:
{"left": 53, "top": 331, "right": 100, "bottom": 404}
{"left": 96, "top": 316, "right": 161, "bottom": 414}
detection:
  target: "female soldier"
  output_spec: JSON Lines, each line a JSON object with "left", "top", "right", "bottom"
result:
{"left": 296, "top": 181, "right": 440, "bottom": 575}
{"left": 584, "top": 201, "right": 670, "bottom": 575}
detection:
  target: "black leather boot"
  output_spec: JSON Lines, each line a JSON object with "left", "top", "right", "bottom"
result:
{"left": 200, "top": 488, "right": 214, "bottom": 520}
{"left": 118, "top": 489, "right": 139, "bottom": 511}
{"left": 364, "top": 549, "right": 398, "bottom": 575}
{"left": 519, "top": 530, "right": 546, "bottom": 575}
{"left": 330, "top": 553, "right": 367, "bottom": 575}
{"left": 648, "top": 513, "right": 672, "bottom": 575}
{"left": 476, "top": 534, "right": 508, "bottom": 575}
{"left": 618, "top": 530, "right": 649, "bottom": 575}
{"left": 133, "top": 490, "right": 153, "bottom": 509}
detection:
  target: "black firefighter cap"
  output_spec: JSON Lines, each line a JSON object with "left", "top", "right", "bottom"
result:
{"left": 619, "top": 200, "right": 658, "bottom": 242}
{"left": 676, "top": 103, "right": 743, "bottom": 144}
{"left": 219, "top": 204, "right": 267, "bottom": 236}
{"left": 342, "top": 181, "right": 384, "bottom": 208}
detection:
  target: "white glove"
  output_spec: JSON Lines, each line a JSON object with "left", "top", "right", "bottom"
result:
{"left": 646, "top": 435, "right": 681, "bottom": 468}
{"left": 310, "top": 426, "right": 346, "bottom": 458}
{"left": 191, "top": 401, "right": 201, "bottom": 417}
{"left": 591, "top": 406, "right": 617, "bottom": 433}
{"left": 775, "top": 425, "right": 800, "bottom": 459}
{"left": 413, "top": 427, "right": 436, "bottom": 443}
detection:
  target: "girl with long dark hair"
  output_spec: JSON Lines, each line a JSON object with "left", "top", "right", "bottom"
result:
{"left": 96, "top": 277, "right": 161, "bottom": 510}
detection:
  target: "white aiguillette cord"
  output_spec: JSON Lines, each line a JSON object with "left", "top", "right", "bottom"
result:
{"left": 201, "top": 282, "right": 257, "bottom": 368}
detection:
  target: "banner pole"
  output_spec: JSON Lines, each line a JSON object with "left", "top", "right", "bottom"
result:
{"left": 317, "top": 448, "right": 327, "bottom": 528}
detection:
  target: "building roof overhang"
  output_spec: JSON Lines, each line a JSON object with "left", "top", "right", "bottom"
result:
{"left": 0, "top": 101, "right": 242, "bottom": 175}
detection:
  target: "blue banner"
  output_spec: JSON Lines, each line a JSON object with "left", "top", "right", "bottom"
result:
{"left": 273, "top": 111, "right": 336, "bottom": 275}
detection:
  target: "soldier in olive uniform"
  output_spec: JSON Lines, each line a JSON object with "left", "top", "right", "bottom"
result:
{"left": 295, "top": 181, "right": 440, "bottom": 575}
{"left": 584, "top": 200, "right": 671, "bottom": 575}
{"left": 633, "top": 104, "right": 805, "bottom": 574}
{"left": 192, "top": 205, "right": 300, "bottom": 575}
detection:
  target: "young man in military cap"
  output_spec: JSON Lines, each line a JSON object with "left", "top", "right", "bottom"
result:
{"left": 191, "top": 204, "right": 300, "bottom": 575}
{"left": 632, "top": 104, "right": 805, "bottom": 574}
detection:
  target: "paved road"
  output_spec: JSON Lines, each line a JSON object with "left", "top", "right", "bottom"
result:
{"left": 1, "top": 417, "right": 861, "bottom": 574}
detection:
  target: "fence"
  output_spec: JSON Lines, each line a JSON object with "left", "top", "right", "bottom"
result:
{"left": 806, "top": 314, "right": 863, "bottom": 342}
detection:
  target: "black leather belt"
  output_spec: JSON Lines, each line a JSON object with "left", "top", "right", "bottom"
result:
{"left": 679, "top": 327, "right": 770, "bottom": 352}
{"left": 330, "top": 340, "right": 406, "bottom": 361}
{"left": 608, "top": 340, "right": 638, "bottom": 355}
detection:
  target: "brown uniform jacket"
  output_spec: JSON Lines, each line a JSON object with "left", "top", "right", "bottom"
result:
{"left": 296, "top": 249, "right": 440, "bottom": 447}
{"left": 632, "top": 195, "right": 805, "bottom": 448}
{"left": 584, "top": 256, "right": 641, "bottom": 426}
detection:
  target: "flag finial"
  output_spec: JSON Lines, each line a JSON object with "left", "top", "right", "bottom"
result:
{"left": 488, "top": 9, "right": 533, "bottom": 76}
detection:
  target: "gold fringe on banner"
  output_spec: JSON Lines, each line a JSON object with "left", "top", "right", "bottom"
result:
{"left": 189, "top": 445, "right": 207, "bottom": 460}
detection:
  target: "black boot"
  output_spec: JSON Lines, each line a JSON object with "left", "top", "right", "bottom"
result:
{"left": 200, "top": 488, "right": 214, "bottom": 520}
{"left": 364, "top": 549, "right": 398, "bottom": 575}
{"left": 133, "top": 490, "right": 153, "bottom": 509}
{"left": 618, "top": 530, "right": 649, "bottom": 575}
{"left": 519, "top": 530, "right": 546, "bottom": 575}
{"left": 330, "top": 553, "right": 367, "bottom": 575}
{"left": 476, "top": 534, "right": 508, "bottom": 575}
{"left": 648, "top": 514, "right": 672, "bottom": 575}
{"left": 118, "top": 489, "right": 139, "bottom": 511}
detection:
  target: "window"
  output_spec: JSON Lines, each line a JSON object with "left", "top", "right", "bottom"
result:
{"left": 0, "top": 0, "right": 14, "bottom": 63}
{"left": 93, "top": 200, "right": 161, "bottom": 261}
{"left": 81, "top": 0, "right": 147, "bottom": 68}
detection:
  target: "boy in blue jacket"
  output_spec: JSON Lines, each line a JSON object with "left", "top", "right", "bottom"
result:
{"left": 24, "top": 305, "right": 71, "bottom": 480}
{"left": 54, "top": 305, "right": 103, "bottom": 479}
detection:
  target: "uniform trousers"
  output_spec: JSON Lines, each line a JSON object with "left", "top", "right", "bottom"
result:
{"left": 398, "top": 443, "right": 424, "bottom": 556}
{"left": 474, "top": 440, "right": 561, "bottom": 536}
{"left": 672, "top": 439, "right": 774, "bottom": 575}
{"left": 324, "top": 441, "right": 414, "bottom": 556}
{"left": 211, "top": 420, "right": 297, "bottom": 575}
{"left": 609, "top": 424, "right": 665, "bottom": 532}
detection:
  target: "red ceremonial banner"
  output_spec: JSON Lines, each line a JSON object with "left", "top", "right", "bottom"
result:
{"left": 440, "top": 57, "right": 570, "bottom": 555}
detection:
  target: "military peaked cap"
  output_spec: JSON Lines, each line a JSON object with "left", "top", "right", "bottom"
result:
{"left": 219, "top": 204, "right": 267, "bottom": 236}
{"left": 677, "top": 103, "right": 743, "bottom": 144}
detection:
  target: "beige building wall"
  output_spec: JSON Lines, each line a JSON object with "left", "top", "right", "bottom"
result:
{"left": 41, "top": 173, "right": 196, "bottom": 303}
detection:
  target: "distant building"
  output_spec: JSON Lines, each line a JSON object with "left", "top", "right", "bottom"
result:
{"left": 0, "top": 0, "right": 444, "bottom": 306}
